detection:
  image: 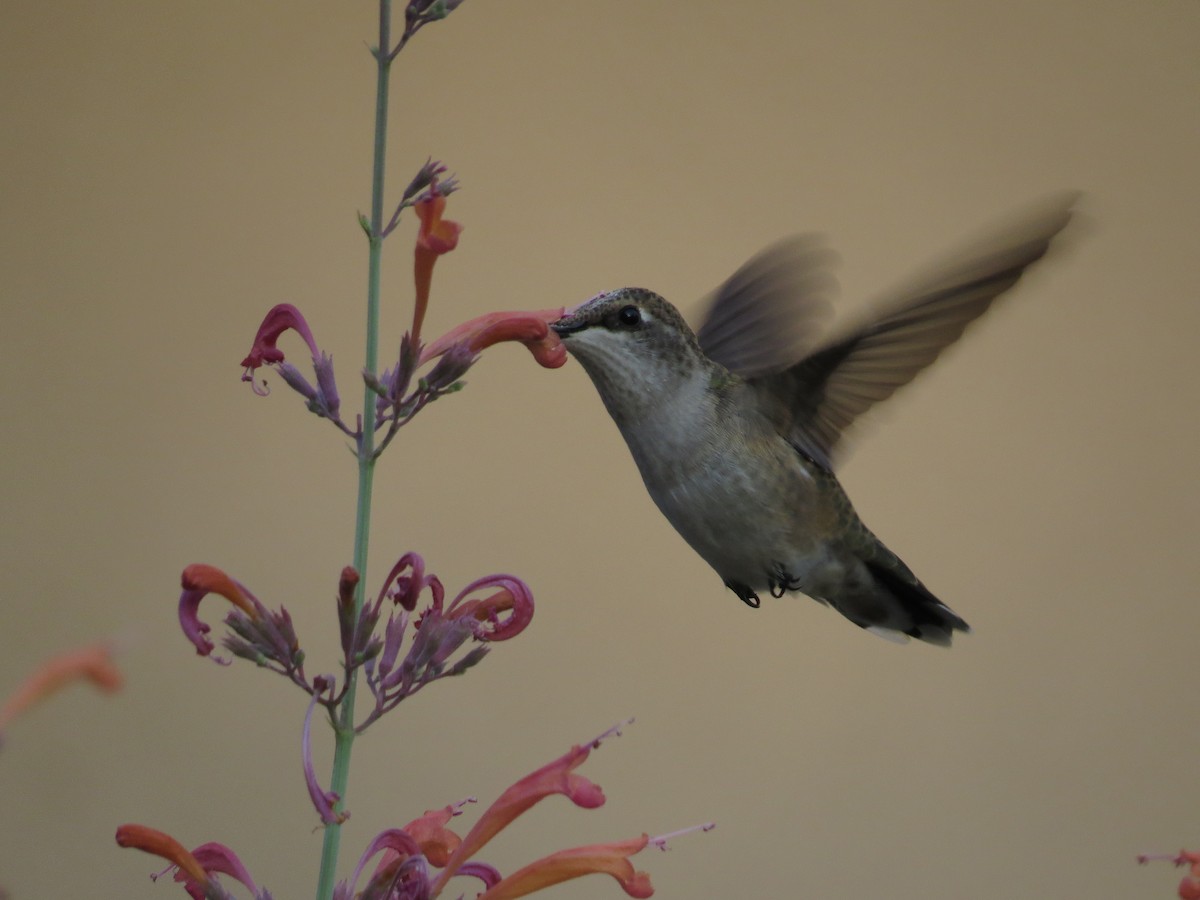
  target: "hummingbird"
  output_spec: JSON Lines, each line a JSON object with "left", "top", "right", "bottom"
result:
{"left": 551, "top": 194, "right": 1076, "bottom": 645}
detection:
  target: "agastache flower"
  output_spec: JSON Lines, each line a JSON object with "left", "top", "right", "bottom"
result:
{"left": 477, "top": 835, "right": 654, "bottom": 900}
{"left": 116, "top": 824, "right": 265, "bottom": 900}
{"left": 359, "top": 558, "right": 534, "bottom": 727}
{"left": 240, "top": 303, "right": 320, "bottom": 394}
{"left": 178, "top": 564, "right": 259, "bottom": 663}
{"left": 411, "top": 185, "right": 463, "bottom": 349}
{"left": 419, "top": 308, "right": 568, "bottom": 371}
{"left": 178, "top": 564, "right": 304, "bottom": 682}
{"left": 240, "top": 304, "right": 341, "bottom": 422}
{"left": 1139, "top": 849, "right": 1200, "bottom": 899}
{"left": 443, "top": 573, "right": 535, "bottom": 642}
{"left": 334, "top": 725, "right": 710, "bottom": 900}
{"left": 430, "top": 723, "right": 623, "bottom": 895}
{"left": 0, "top": 641, "right": 122, "bottom": 744}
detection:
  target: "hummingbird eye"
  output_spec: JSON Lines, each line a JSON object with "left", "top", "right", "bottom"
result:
{"left": 617, "top": 305, "right": 642, "bottom": 327}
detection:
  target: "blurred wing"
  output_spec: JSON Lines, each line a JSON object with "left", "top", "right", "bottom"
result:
{"left": 758, "top": 192, "right": 1078, "bottom": 470}
{"left": 695, "top": 235, "right": 839, "bottom": 378}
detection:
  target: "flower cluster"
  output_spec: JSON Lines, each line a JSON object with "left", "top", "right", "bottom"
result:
{"left": 1139, "top": 849, "right": 1200, "bottom": 899}
{"left": 176, "top": 552, "right": 536, "bottom": 827}
{"left": 178, "top": 553, "right": 530, "bottom": 709}
{"left": 239, "top": 164, "right": 566, "bottom": 461}
{"left": 118, "top": 724, "right": 713, "bottom": 899}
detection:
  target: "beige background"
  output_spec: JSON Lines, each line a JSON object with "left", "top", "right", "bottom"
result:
{"left": 2, "top": 2, "right": 1198, "bottom": 898}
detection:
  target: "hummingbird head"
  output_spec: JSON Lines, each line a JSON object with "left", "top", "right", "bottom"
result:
{"left": 552, "top": 288, "right": 714, "bottom": 424}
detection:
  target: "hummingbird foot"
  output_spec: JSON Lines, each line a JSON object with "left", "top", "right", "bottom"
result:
{"left": 768, "top": 564, "right": 803, "bottom": 599}
{"left": 724, "top": 580, "right": 761, "bottom": 609}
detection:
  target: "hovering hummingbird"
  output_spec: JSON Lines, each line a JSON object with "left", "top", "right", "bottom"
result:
{"left": 551, "top": 195, "right": 1076, "bottom": 645}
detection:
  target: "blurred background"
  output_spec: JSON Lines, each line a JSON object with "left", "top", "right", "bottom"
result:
{"left": 2, "top": 2, "right": 1198, "bottom": 898}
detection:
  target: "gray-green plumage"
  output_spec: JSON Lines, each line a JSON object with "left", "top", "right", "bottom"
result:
{"left": 553, "top": 194, "right": 1076, "bottom": 645}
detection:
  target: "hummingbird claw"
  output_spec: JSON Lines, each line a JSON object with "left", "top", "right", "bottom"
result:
{"left": 725, "top": 580, "right": 761, "bottom": 609}
{"left": 768, "top": 564, "right": 800, "bottom": 598}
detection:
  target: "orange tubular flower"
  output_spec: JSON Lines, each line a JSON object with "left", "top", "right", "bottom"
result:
{"left": 403, "top": 804, "right": 466, "bottom": 868}
{"left": 412, "top": 191, "right": 463, "bottom": 348}
{"left": 477, "top": 835, "right": 654, "bottom": 900}
{"left": 115, "top": 825, "right": 211, "bottom": 892}
{"left": 0, "top": 641, "right": 122, "bottom": 738}
{"left": 430, "top": 727, "right": 615, "bottom": 896}
{"left": 178, "top": 564, "right": 260, "bottom": 662}
{"left": 418, "top": 307, "right": 568, "bottom": 370}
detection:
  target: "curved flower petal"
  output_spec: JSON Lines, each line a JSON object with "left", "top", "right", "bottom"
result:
{"left": 240, "top": 304, "right": 322, "bottom": 395}
{"left": 0, "top": 641, "right": 122, "bottom": 737}
{"left": 477, "top": 835, "right": 654, "bottom": 900}
{"left": 446, "top": 574, "right": 534, "bottom": 642}
{"left": 303, "top": 688, "right": 348, "bottom": 825}
{"left": 116, "top": 824, "right": 211, "bottom": 893}
{"left": 414, "top": 193, "right": 463, "bottom": 255}
{"left": 377, "top": 552, "right": 444, "bottom": 614}
{"left": 178, "top": 564, "right": 259, "bottom": 663}
{"left": 185, "top": 843, "right": 259, "bottom": 897}
{"left": 343, "top": 828, "right": 423, "bottom": 900}
{"left": 419, "top": 308, "right": 568, "bottom": 370}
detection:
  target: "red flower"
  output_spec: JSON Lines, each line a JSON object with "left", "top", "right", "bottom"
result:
{"left": 444, "top": 573, "right": 535, "bottom": 642}
{"left": 239, "top": 303, "right": 322, "bottom": 396}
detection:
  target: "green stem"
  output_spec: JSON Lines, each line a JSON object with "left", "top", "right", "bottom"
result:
{"left": 314, "top": 2, "right": 393, "bottom": 898}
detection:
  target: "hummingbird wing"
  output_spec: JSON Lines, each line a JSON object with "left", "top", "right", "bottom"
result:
{"left": 694, "top": 235, "right": 839, "bottom": 378}
{"left": 754, "top": 192, "right": 1078, "bottom": 470}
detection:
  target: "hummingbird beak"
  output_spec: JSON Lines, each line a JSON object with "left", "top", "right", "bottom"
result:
{"left": 550, "top": 313, "right": 588, "bottom": 336}
{"left": 551, "top": 294, "right": 606, "bottom": 336}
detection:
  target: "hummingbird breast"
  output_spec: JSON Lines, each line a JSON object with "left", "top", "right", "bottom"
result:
{"left": 620, "top": 378, "right": 850, "bottom": 596}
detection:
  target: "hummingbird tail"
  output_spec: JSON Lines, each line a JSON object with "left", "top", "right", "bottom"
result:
{"left": 863, "top": 560, "right": 970, "bottom": 647}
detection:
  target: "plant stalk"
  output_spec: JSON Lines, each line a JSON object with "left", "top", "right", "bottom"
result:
{"left": 314, "top": 1, "right": 393, "bottom": 897}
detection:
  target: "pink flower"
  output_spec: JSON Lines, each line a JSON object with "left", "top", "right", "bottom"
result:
{"left": 177, "top": 564, "right": 259, "bottom": 663}
{"left": 444, "top": 573, "right": 535, "bottom": 642}
{"left": 239, "top": 303, "right": 322, "bottom": 396}
{"left": 0, "top": 641, "right": 122, "bottom": 741}
{"left": 116, "top": 825, "right": 211, "bottom": 892}
{"left": 419, "top": 307, "right": 568, "bottom": 370}
{"left": 302, "top": 684, "right": 349, "bottom": 825}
